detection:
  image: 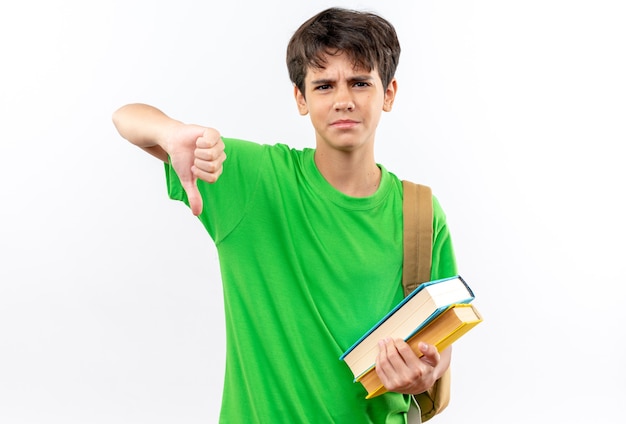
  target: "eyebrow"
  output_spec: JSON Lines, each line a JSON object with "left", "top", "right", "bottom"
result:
{"left": 310, "top": 75, "right": 374, "bottom": 85}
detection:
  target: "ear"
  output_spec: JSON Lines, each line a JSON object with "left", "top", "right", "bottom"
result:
{"left": 382, "top": 78, "right": 398, "bottom": 112}
{"left": 294, "top": 85, "right": 309, "bottom": 116}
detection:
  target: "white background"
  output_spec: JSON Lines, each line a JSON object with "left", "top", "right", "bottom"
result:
{"left": 1, "top": 0, "right": 625, "bottom": 423}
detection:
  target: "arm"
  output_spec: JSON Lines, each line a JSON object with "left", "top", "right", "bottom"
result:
{"left": 112, "top": 103, "right": 179, "bottom": 162}
{"left": 375, "top": 339, "right": 451, "bottom": 395}
{"left": 112, "top": 103, "right": 226, "bottom": 216}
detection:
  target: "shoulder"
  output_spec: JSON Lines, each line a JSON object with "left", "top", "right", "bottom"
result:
{"left": 432, "top": 194, "right": 446, "bottom": 217}
{"left": 395, "top": 178, "right": 449, "bottom": 225}
{"left": 223, "top": 138, "right": 303, "bottom": 161}
{"left": 218, "top": 139, "right": 308, "bottom": 189}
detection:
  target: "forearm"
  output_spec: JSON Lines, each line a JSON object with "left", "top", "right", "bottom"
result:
{"left": 112, "top": 103, "right": 180, "bottom": 161}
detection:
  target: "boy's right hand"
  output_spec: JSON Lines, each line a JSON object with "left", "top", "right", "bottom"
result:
{"left": 166, "top": 124, "right": 226, "bottom": 216}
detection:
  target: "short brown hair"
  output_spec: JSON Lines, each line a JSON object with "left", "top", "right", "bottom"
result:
{"left": 286, "top": 7, "right": 401, "bottom": 94}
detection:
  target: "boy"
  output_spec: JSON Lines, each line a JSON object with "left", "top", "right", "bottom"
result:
{"left": 113, "top": 7, "right": 457, "bottom": 423}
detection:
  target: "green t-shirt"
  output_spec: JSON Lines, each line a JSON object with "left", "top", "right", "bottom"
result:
{"left": 165, "top": 138, "right": 457, "bottom": 423}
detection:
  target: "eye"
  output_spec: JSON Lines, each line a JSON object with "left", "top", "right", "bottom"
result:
{"left": 354, "top": 81, "right": 371, "bottom": 88}
{"left": 315, "top": 84, "right": 332, "bottom": 91}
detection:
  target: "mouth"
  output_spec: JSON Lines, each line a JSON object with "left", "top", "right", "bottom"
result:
{"left": 330, "top": 119, "right": 360, "bottom": 129}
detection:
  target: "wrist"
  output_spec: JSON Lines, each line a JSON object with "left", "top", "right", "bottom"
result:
{"left": 158, "top": 119, "right": 185, "bottom": 153}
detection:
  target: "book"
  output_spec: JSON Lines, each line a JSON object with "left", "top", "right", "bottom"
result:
{"left": 340, "top": 275, "right": 475, "bottom": 380}
{"left": 356, "top": 303, "right": 483, "bottom": 398}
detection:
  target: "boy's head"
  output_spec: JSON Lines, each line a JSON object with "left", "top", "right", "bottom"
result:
{"left": 286, "top": 7, "right": 401, "bottom": 95}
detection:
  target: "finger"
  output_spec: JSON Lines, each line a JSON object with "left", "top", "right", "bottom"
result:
{"left": 195, "top": 146, "right": 222, "bottom": 161}
{"left": 193, "top": 163, "right": 223, "bottom": 184}
{"left": 194, "top": 149, "right": 227, "bottom": 170}
{"left": 196, "top": 128, "right": 221, "bottom": 149}
{"left": 393, "top": 338, "right": 423, "bottom": 370}
{"left": 180, "top": 177, "right": 203, "bottom": 216}
{"left": 375, "top": 339, "right": 393, "bottom": 384}
{"left": 377, "top": 338, "right": 404, "bottom": 375}
{"left": 417, "top": 342, "right": 440, "bottom": 368}
{"left": 381, "top": 338, "right": 402, "bottom": 364}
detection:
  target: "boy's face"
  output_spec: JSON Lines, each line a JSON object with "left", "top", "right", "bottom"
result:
{"left": 294, "top": 53, "right": 396, "bottom": 154}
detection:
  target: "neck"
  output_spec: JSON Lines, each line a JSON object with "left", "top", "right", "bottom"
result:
{"left": 314, "top": 149, "right": 381, "bottom": 197}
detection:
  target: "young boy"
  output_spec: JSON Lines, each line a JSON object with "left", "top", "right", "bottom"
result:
{"left": 113, "top": 7, "right": 457, "bottom": 423}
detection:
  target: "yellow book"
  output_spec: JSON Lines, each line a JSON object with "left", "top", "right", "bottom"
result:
{"left": 356, "top": 303, "right": 482, "bottom": 399}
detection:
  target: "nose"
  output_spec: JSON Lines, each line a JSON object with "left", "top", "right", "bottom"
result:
{"left": 333, "top": 87, "right": 355, "bottom": 111}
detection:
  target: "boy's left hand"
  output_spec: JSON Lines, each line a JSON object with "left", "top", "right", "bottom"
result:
{"left": 375, "top": 339, "right": 449, "bottom": 395}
